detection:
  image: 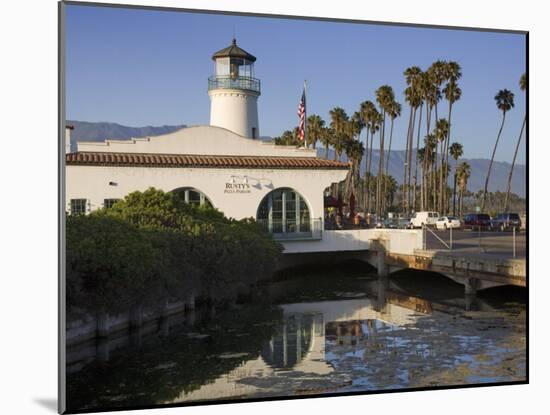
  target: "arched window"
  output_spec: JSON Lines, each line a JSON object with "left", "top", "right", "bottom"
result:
{"left": 257, "top": 188, "right": 311, "bottom": 236}
{"left": 172, "top": 187, "right": 213, "bottom": 208}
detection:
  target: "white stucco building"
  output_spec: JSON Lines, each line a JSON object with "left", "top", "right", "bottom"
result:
{"left": 65, "top": 39, "right": 349, "bottom": 239}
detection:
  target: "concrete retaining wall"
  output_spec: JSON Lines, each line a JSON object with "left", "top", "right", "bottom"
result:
{"left": 282, "top": 229, "right": 424, "bottom": 255}
{"left": 66, "top": 300, "right": 187, "bottom": 346}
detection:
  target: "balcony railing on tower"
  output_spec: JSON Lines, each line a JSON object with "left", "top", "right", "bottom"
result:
{"left": 208, "top": 75, "right": 261, "bottom": 94}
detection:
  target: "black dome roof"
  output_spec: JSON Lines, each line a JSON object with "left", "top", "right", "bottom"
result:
{"left": 212, "top": 38, "right": 256, "bottom": 62}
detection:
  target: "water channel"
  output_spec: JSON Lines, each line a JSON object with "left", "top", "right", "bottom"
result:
{"left": 66, "top": 263, "right": 526, "bottom": 412}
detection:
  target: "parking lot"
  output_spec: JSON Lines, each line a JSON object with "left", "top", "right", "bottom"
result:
{"left": 425, "top": 228, "right": 526, "bottom": 258}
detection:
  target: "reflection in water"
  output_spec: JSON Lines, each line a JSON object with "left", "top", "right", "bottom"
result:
{"left": 261, "top": 313, "right": 319, "bottom": 369}
{"left": 66, "top": 270, "right": 526, "bottom": 412}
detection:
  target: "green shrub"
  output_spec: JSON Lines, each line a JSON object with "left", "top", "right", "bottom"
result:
{"left": 66, "top": 188, "right": 282, "bottom": 316}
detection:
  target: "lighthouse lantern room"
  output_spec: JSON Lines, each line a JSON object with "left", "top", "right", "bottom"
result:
{"left": 208, "top": 38, "right": 261, "bottom": 139}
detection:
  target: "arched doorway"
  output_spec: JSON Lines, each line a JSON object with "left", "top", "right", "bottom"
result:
{"left": 172, "top": 187, "right": 213, "bottom": 208}
{"left": 257, "top": 188, "right": 311, "bottom": 237}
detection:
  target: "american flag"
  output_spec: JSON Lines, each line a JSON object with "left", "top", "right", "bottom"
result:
{"left": 297, "top": 88, "right": 306, "bottom": 141}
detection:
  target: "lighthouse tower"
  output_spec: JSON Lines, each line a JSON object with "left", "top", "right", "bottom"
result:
{"left": 208, "top": 38, "right": 260, "bottom": 139}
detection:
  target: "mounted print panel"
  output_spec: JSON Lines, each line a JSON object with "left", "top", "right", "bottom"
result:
{"left": 59, "top": 1, "right": 527, "bottom": 413}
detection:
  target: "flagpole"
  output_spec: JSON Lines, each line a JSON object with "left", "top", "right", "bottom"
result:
{"left": 304, "top": 79, "right": 307, "bottom": 149}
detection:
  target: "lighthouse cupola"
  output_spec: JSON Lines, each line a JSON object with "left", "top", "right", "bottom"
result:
{"left": 208, "top": 38, "right": 261, "bottom": 138}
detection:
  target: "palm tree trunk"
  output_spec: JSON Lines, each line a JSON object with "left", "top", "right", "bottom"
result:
{"left": 452, "top": 171, "right": 457, "bottom": 215}
{"left": 504, "top": 115, "right": 526, "bottom": 211}
{"left": 443, "top": 102, "right": 454, "bottom": 213}
{"left": 482, "top": 111, "right": 507, "bottom": 211}
{"left": 325, "top": 144, "right": 329, "bottom": 159}
{"left": 420, "top": 151, "right": 429, "bottom": 211}
{"left": 403, "top": 106, "right": 413, "bottom": 214}
{"left": 413, "top": 104, "right": 422, "bottom": 212}
{"left": 452, "top": 158, "right": 459, "bottom": 215}
{"left": 363, "top": 129, "right": 369, "bottom": 209}
{"left": 377, "top": 113, "right": 386, "bottom": 217}
{"left": 407, "top": 107, "right": 416, "bottom": 213}
{"left": 422, "top": 104, "right": 431, "bottom": 211}
{"left": 441, "top": 141, "right": 446, "bottom": 213}
{"left": 384, "top": 117, "right": 395, "bottom": 213}
{"left": 433, "top": 141, "right": 439, "bottom": 212}
{"left": 459, "top": 187, "right": 463, "bottom": 217}
{"left": 367, "top": 130, "right": 374, "bottom": 213}
{"left": 380, "top": 118, "right": 386, "bottom": 216}
{"left": 385, "top": 118, "right": 395, "bottom": 176}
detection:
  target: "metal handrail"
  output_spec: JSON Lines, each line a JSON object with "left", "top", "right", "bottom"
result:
{"left": 208, "top": 75, "right": 261, "bottom": 93}
{"left": 423, "top": 224, "right": 451, "bottom": 250}
{"left": 256, "top": 218, "right": 322, "bottom": 240}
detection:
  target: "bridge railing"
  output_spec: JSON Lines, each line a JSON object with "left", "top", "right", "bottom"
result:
{"left": 424, "top": 226, "right": 525, "bottom": 258}
{"left": 256, "top": 218, "right": 323, "bottom": 241}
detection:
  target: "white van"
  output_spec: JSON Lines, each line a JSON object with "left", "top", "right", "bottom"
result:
{"left": 410, "top": 211, "right": 439, "bottom": 228}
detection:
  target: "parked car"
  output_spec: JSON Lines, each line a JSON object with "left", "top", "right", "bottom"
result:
{"left": 463, "top": 213, "right": 491, "bottom": 230}
{"left": 409, "top": 211, "right": 439, "bottom": 229}
{"left": 384, "top": 218, "right": 400, "bottom": 229}
{"left": 398, "top": 217, "right": 412, "bottom": 229}
{"left": 435, "top": 216, "right": 462, "bottom": 230}
{"left": 490, "top": 212, "right": 521, "bottom": 231}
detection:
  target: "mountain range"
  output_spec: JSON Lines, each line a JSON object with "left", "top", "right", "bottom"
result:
{"left": 327, "top": 147, "right": 526, "bottom": 197}
{"left": 66, "top": 121, "right": 526, "bottom": 197}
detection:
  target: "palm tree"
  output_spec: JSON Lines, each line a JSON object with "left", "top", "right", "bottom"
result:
{"left": 404, "top": 66, "right": 423, "bottom": 87}
{"left": 360, "top": 101, "right": 378, "bottom": 174}
{"left": 306, "top": 114, "right": 325, "bottom": 150}
{"left": 424, "top": 65, "right": 447, "bottom": 213}
{"left": 382, "top": 175, "right": 398, "bottom": 210}
{"left": 366, "top": 111, "right": 382, "bottom": 213}
{"left": 481, "top": 89, "right": 515, "bottom": 211}
{"left": 504, "top": 73, "right": 526, "bottom": 211}
{"left": 384, "top": 100, "right": 401, "bottom": 213}
{"left": 403, "top": 67, "right": 422, "bottom": 212}
{"left": 456, "top": 162, "right": 471, "bottom": 217}
{"left": 428, "top": 60, "right": 448, "bottom": 121}
{"left": 319, "top": 127, "right": 334, "bottom": 159}
{"left": 333, "top": 131, "right": 348, "bottom": 162}
{"left": 344, "top": 138, "right": 365, "bottom": 205}
{"left": 449, "top": 142, "right": 464, "bottom": 215}
{"left": 419, "top": 70, "right": 438, "bottom": 210}
{"left": 422, "top": 133, "right": 437, "bottom": 210}
{"left": 403, "top": 87, "right": 414, "bottom": 213}
{"left": 329, "top": 107, "right": 348, "bottom": 161}
{"left": 343, "top": 114, "right": 364, "bottom": 201}
{"left": 375, "top": 85, "right": 395, "bottom": 216}
{"left": 434, "top": 118, "right": 449, "bottom": 212}
{"left": 412, "top": 97, "right": 424, "bottom": 212}
{"left": 442, "top": 62, "right": 462, "bottom": 212}
{"left": 274, "top": 129, "right": 300, "bottom": 146}
{"left": 385, "top": 100, "right": 402, "bottom": 177}
{"left": 402, "top": 84, "right": 422, "bottom": 214}
{"left": 403, "top": 68, "right": 424, "bottom": 212}
{"left": 424, "top": 64, "right": 443, "bottom": 130}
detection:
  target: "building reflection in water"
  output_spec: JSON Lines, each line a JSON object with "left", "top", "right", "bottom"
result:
{"left": 261, "top": 313, "right": 323, "bottom": 369}
{"left": 326, "top": 320, "right": 366, "bottom": 347}
{"left": 66, "top": 272, "right": 524, "bottom": 411}
{"left": 260, "top": 282, "right": 435, "bottom": 372}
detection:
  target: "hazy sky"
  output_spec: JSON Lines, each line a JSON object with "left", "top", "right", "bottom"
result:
{"left": 65, "top": 4, "right": 527, "bottom": 163}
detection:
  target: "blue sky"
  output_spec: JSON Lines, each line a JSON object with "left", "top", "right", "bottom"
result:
{"left": 65, "top": 4, "right": 527, "bottom": 163}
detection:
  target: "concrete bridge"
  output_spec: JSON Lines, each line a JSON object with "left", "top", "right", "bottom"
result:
{"left": 279, "top": 229, "right": 527, "bottom": 295}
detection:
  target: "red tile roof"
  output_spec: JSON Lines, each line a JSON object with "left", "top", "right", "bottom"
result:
{"left": 66, "top": 152, "right": 350, "bottom": 170}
